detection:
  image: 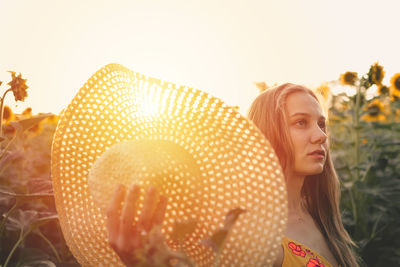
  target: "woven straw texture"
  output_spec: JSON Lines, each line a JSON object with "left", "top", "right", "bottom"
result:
{"left": 51, "top": 64, "right": 287, "bottom": 266}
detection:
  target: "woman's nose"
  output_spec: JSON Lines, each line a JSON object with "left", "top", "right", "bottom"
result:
{"left": 311, "top": 125, "right": 327, "bottom": 144}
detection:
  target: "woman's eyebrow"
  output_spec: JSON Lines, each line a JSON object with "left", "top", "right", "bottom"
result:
{"left": 290, "top": 112, "right": 326, "bottom": 121}
{"left": 290, "top": 112, "right": 310, "bottom": 118}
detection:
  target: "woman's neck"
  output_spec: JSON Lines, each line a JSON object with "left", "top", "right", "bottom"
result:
{"left": 285, "top": 172, "right": 306, "bottom": 213}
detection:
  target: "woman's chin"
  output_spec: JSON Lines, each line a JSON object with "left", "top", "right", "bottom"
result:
{"left": 309, "top": 166, "right": 324, "bottom": 175}
{"left": 299, "top": 165, "right": 324, "bottom": 176}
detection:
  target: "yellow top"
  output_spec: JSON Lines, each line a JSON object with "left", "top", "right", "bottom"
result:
{"left": 281, "top": 236, "right": 334, "bottom": 267}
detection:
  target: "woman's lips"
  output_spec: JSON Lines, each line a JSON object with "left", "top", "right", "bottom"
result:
{"left": 308, "top": 150, "right": 325, "bottom": 159}
{"left": 308, "top": 153, "right": 325, "bottom": 159}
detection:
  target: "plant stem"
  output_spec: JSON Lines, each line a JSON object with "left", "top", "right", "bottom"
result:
{"left": 0, "top": 134, "right": 16, "bottom": 160}
{"left": 0, "top": 200, "right": 18, "bottom": 239}
{"left": 360, "top": 164, "right": 372, "bottom": 182}
{"left": 0, "top": 89, "right": 12, "bottom": 137}
{"left": 370, "top": 212, "right": 384, "bottom": 240}
{"left": 0, "top": 189, "right": 54, "bottom": 198}
{"left": 353, "top": 84, "right": 361, "bottom": 181}
{"left": 349, "top": 83, "right": 362, "bottom": 229}
{"left": 37, "top": 229, "right": 61, "bottom": 263}
{"left": 347, "top": 187, "right": 357, "bottom": 229}
{"left": 388, "top": 98, "right": 395, "bottom": 123}
{"left": 3, "top": 226, "right": 31, "bottom": 267}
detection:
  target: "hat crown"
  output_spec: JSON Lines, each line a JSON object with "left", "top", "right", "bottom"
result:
{"left": 89, "top": 139, "right": 201, "bottom": 214}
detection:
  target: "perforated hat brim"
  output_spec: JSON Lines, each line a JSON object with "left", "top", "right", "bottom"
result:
{"left": 51, "top": 64, "right": 287, "bottom": 266}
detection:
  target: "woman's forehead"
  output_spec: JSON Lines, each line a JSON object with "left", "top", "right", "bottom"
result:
{"left": 285, "top": 91, "right": 324, "bottom": 118}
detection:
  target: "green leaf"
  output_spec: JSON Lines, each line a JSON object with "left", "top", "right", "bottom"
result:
{"left": 27, "top": 177, "right": 53, "bottom": 194}
{"left": 10, "top": 113, "right": 53, "bottom": 136}
{"left": 6, "top": 209, "right": 39, "bottom": 232}
{"left": 16, "top": 247, "right": 52, "bottom": 266}
{"left": 6, "top": 209, "right": 57, "bottom": 233}
{"left": 30, "top": 214, "right": 58, "bottom": 229}
{"left": 0, "top": 185, "right": 16, "bottom": 206}
{"left": 0, "top": 187, "right": 54, "bottom": 199}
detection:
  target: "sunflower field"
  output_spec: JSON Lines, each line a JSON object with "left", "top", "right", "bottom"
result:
{"left": 0, "top": 73, "right": 80, "bottom": 266}
{"left": 0, "top": 64, "right": 399, "bottom": 266}
{"left": 0, "top": 111, "right": 82, "bottom": 267}
{"left": 328, "top": 63, "right": 400, "bottom": 266}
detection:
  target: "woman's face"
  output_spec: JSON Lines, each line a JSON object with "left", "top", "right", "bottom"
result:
{"left": 285, "top": 91, "right": 327, "bottom": 177}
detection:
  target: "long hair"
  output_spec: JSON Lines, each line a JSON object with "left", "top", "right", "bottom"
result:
{"left": 248, "top": 83, "right": 359, "bottom": 267}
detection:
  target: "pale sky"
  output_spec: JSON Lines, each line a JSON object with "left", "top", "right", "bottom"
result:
{"left": 1, "top": 0, "right": 399, "bottom": 115}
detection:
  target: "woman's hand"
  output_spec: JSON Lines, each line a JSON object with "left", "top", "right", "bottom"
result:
{"left": 107, "top": 184, "right": 168, "bottom": 266}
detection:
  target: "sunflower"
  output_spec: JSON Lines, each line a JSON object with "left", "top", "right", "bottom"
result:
{"left": 255, "top": 82, "right": 268, "bottom": 92}
{"left": 7, "top": 71, "right": 28, "bottom": 102}
{"left": 362, "top": 138, "right": 368, "bottom": 145}
{"left": 340, "top": 71, "right": 358, "bottom": 86}
{"left": 377, "top": 85, "right": 390, "bottom": 95}
{"left": 316, "top": 82, "right": 330, "bottom": 101}
{"left": 368, "top": 62, "right": 385, "bottom": 86}
{"left": 390, "top": 73, "right": 400, "bottom": 97}
{"left": 362, "top": 99, "right": 386, "bottom": 122}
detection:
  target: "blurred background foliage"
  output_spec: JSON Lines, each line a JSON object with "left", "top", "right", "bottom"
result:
{"left": 0, "top": 72, "right": 79, "bottom": 266}
{"left": 0, "top": 63, "right": 399, "bottom": 266}
{"left": 329, "top": 63, "right": 400, "bottom": 266}
{"left": 0, "top": 109, "right": 80, "bottom": 267}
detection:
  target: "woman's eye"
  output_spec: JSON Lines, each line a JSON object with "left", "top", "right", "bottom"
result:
{"left": 295, "top": 120, "right": 306, "bottom": 126}
{"left": 319, "top": 121, "right": 326, "bottom": 130}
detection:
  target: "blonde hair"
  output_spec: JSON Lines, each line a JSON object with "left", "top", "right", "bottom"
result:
{"left": 248, "top": 83, "right": 359, "bottom": 267}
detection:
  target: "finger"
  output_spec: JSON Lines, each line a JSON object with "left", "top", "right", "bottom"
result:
{"left": 119, "top": 184, "right": 141, "bottom": 247}
{"left": 107, "top": 184, "right": 126, "bottom": 248}
{"left": 152, "top": 195, "right": 168, "bottom": 226}
{"left": 138, "top": 186, "right": 158, "bottom": 231}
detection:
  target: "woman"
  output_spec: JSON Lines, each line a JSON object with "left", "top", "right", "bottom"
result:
{"left": 107, "top": 83, "right": 359, "bottom": 267}
{"left": 248, "top": 83, "right": 358, "bottom": 267}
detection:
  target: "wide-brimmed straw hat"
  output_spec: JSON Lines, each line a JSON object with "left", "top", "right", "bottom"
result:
{"left": 51, "top": 64, "right": 287, "bottom": 266}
